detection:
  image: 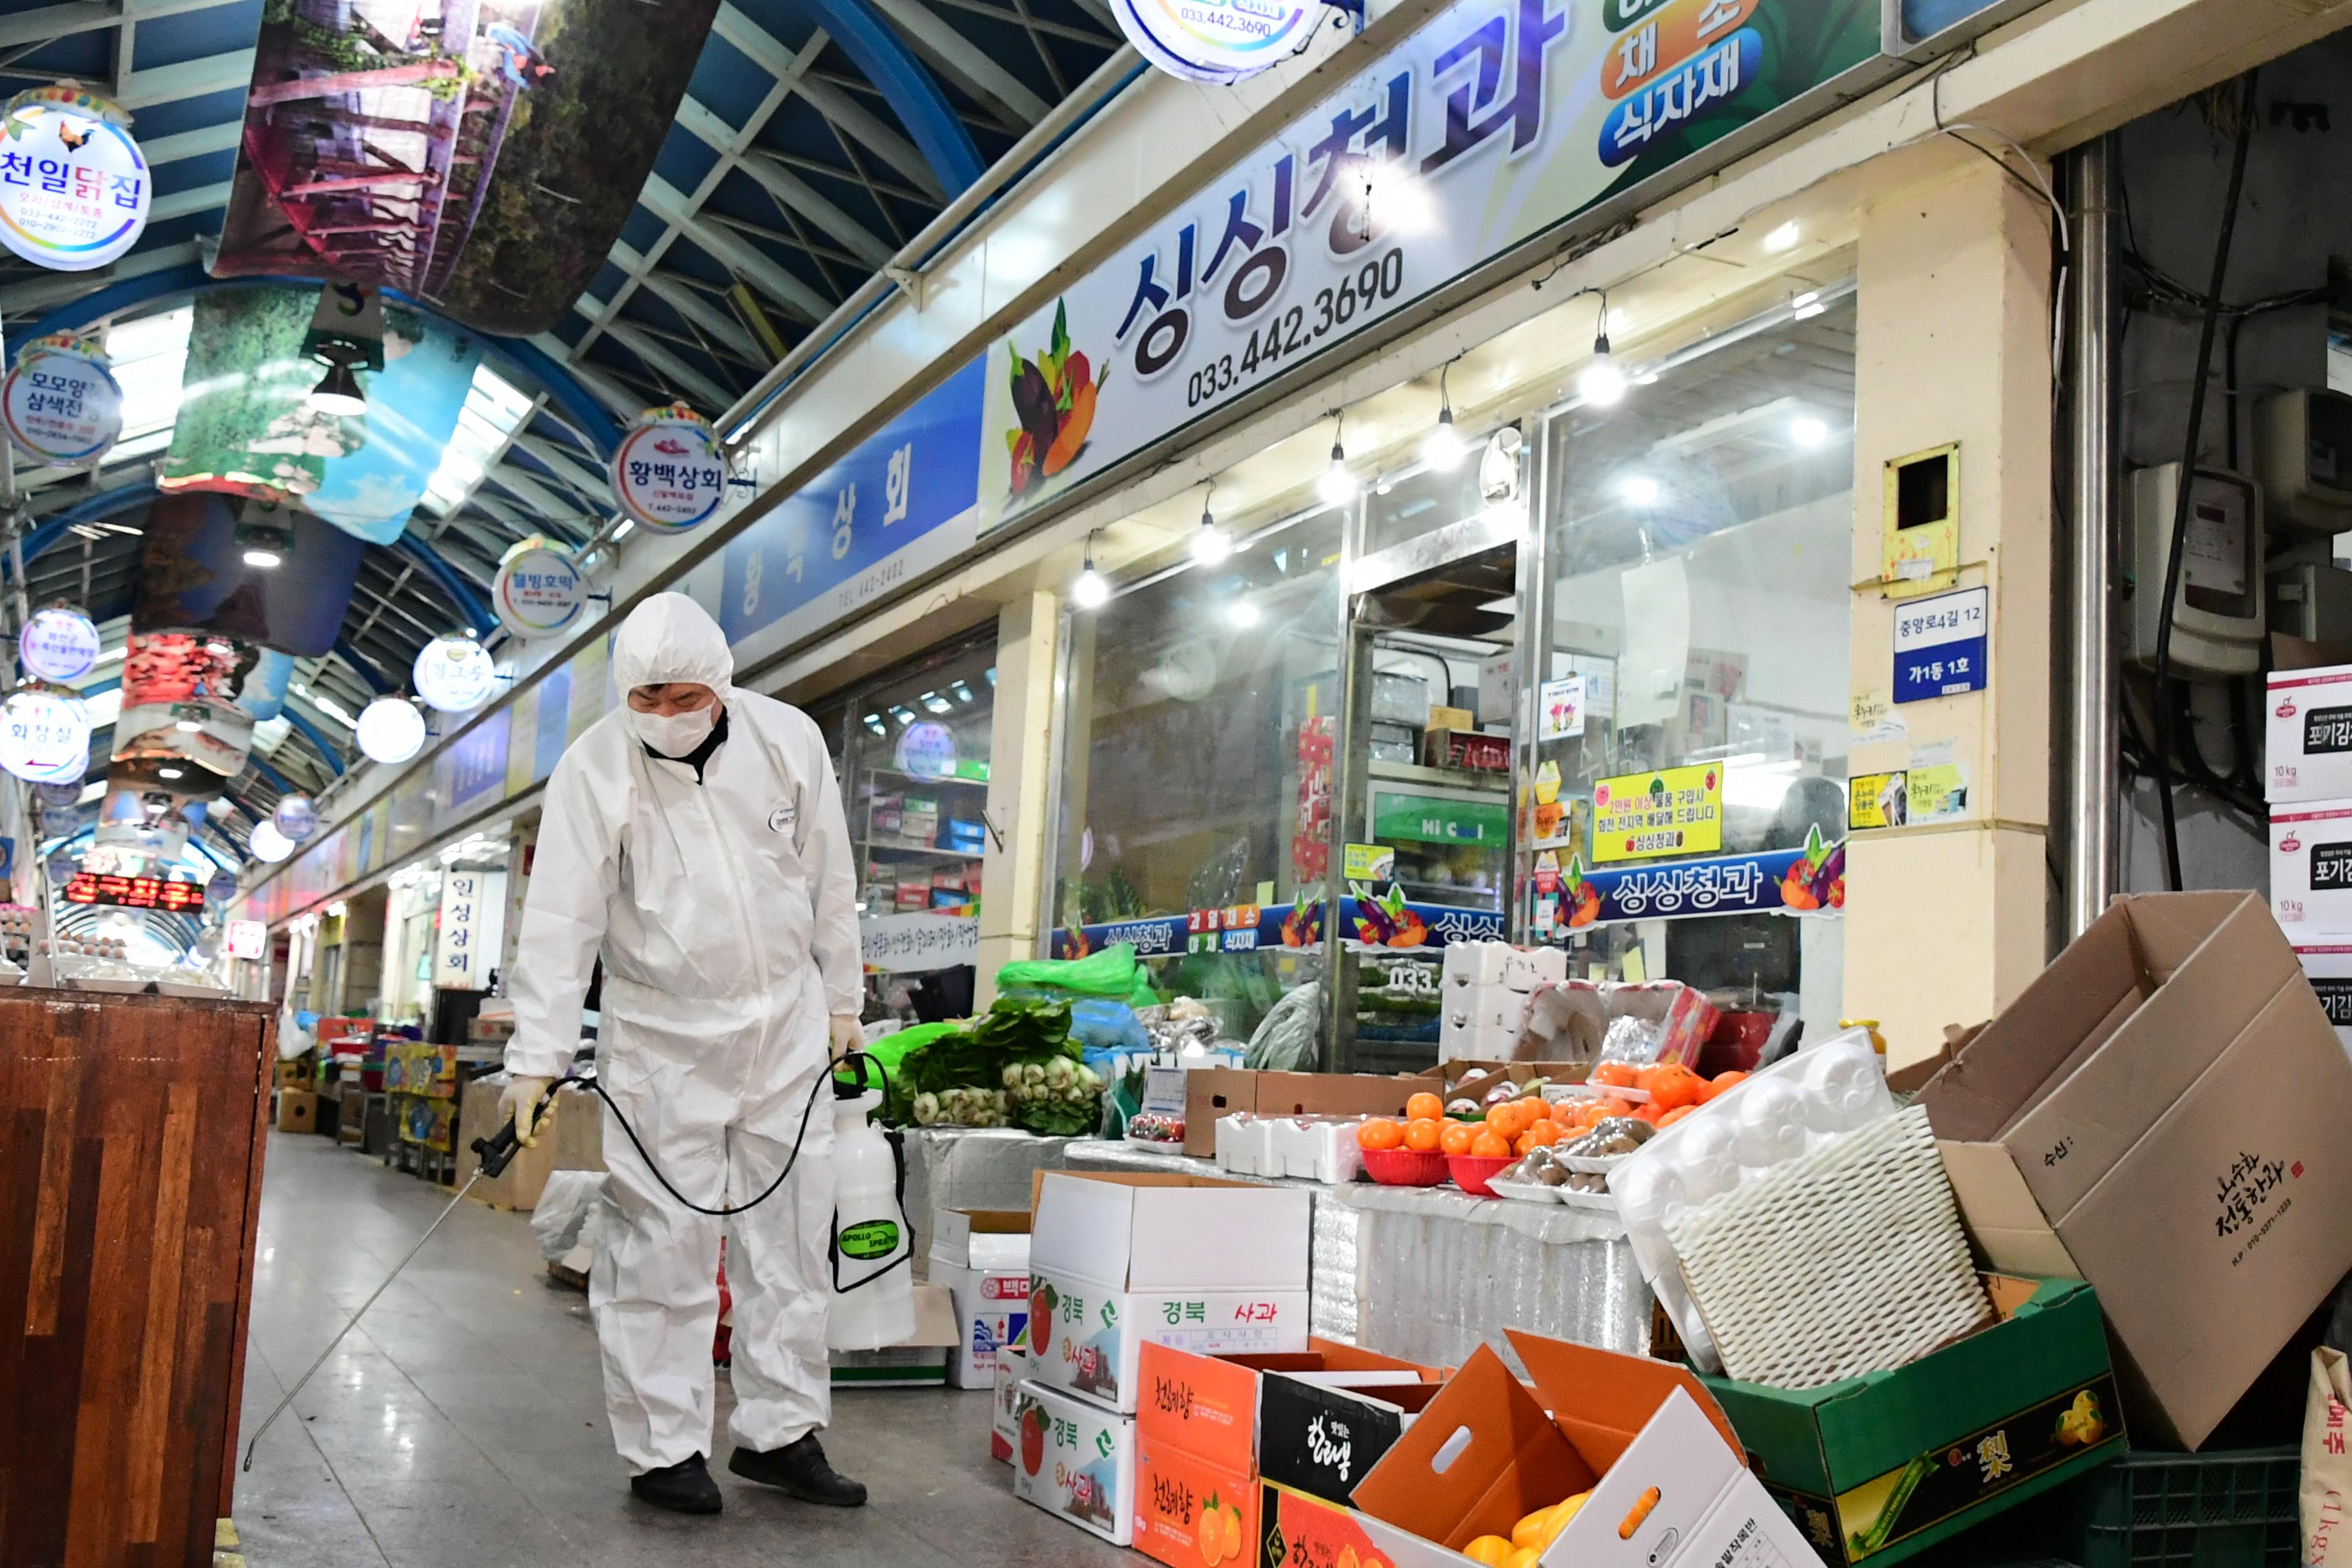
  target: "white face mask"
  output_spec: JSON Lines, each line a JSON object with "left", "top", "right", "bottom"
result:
{"left": 631, "top": 703, "right": 718, "bottom": 758}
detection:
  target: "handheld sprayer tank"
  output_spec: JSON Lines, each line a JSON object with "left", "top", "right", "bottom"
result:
{"left": 825, "top": 1057, "right": 916, "bottom": 1351}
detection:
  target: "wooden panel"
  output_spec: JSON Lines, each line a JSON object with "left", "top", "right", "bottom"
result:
{"left": 0, "top": 990, "right": 273, "bottom": 1568}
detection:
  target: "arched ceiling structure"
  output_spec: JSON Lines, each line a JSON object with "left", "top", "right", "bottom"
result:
{"left": 0, "top": 0, "right": 1129, "bottom": 858}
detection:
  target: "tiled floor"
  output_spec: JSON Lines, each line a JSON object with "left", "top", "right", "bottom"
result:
{"left": 235, "top": 1130, "right": 1128, "bottom": 1567}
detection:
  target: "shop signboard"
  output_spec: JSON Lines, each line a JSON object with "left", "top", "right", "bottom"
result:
{"left": 493, "top": 544, "right": 586, "bottom": 639}
{"left": 860, "top": 910, "right": 982, "bottom": 972}
{"left": 977, "top": 0, "right": 1881, "bottom": 532}
{"left": 225, "top": 917, "right": 266, "bottom": 961}
{"left": 4, "top": 341, "right": 121, "bottom": 465}
{"left": 433, "top": 868, "right": 504, "bottom": 989}
{"left": 720, "top": 358, "right": 986, "bottom": 670}
{"left": 18, "top": 606, "right": 100, "bottom": 683}
{"left": 1589, "top": 762, "right": 1722, "bottom": 863}
{"left": 612, "top": 410, "right": 730, "bottom": 533}
{"left": 436, "top": 708, "right": 512, "bottom": 816}
{"left": 0, "top": 92, "right": 148, "bottom": 271}
{"left": 1892, "top": 584, "right": 1987, "bottom": 703}
{"left": 1109, "top": 0, "right": 1320, "bottom": 84}
{"left": 1048, "top": 892, "right": 1502, "bottom": 958}
{"left": 1545, "top": 828, "right": 1845, "bottom": 930}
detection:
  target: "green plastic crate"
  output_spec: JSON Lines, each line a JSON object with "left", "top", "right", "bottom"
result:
{"left": 2074, "top": 1448, "right": 2300, "bottom": 1568}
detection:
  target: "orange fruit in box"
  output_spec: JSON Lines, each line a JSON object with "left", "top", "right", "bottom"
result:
{"left": 1590, "top": 1061, "right": 1640, "bottom": 1088}
{"left": 1486, "top": 1101, "right": 1524, "bottom": 1139}
{"left": 1358, "top": 1118, "right": 1403, "bottom": 1152}
{"left": 1469, "top": 1130, "right": 1511, "bottom": 1159}
{"left": 1405, "top": 1117, "right": 1444, "bottom": 1153}
{"left": 1596, "top": 1095, "right": 1637, "bottom": 1121}
{"left": 1640, "top": 1064, "right": 1706, "bottom": 1112}
{"left": 1656, "top": 1106, "right": 1696, "bottom": 1129}
{"left": 1440, "top": 1121, "right": 1479, "bottom": 1157}
{"left": 1702, "top": 1070, "right": 1749, "bottom": 1102}
{"left": 1406, "top": 1091, "right": 1444, "bottom": 1122}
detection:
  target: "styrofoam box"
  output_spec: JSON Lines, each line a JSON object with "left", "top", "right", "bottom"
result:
{"left": 2269, "top": 665, "right": 2352, "bottom": 802}
{"left": 1442, "top": 941, "right": 1507, "bottom": 989}
{"left": 2297, "top": 945, "right": 2352, "bottom": 1060}
{"left": 2271, "top": 798, "right": 2352, "bottom": 940}
{"left": 1501, "top": 945, "right": 1567, "bottom": 993}
{"left": 1010, "top": 1378, "right": 1136, "bottom": 1544}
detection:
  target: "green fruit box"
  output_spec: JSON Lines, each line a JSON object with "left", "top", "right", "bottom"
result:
{"left": 1697, "top": 1276, "right": 2124, "bottom": 1565}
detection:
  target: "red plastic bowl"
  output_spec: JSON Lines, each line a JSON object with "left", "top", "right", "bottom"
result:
{"left": 1361, "top": 1146, "right": 1449, "bottom": 1186}
{"left": 1447, "top": 1153, "right": 1516, "bottom": 1198}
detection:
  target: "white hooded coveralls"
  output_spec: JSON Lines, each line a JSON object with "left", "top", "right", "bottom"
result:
{"left": 505, "top": 594, "right": 862, "bottom": 1475}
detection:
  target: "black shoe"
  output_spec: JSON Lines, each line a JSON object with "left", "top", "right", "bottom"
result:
{"left": 631, "top": 1453, "right": 723, "bottom": 1514}
{"left": 729, "top": 1434, "right": 868, "bottom": 1506}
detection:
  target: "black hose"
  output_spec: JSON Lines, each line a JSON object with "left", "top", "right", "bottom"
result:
{"left": 2152, "top": 71, "right": 2259, "bottom": 891}
{"left": 546, "top": 1050, "right": 894, "bottom": 1219}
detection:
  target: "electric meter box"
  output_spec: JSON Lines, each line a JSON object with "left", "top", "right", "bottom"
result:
{"left": 2254, "top": 389, "right": 2352, "bottom": 540}
{"left": 2269, "top": 558, "right": 2352, "bottom": 645}
{"left": 2127, "top": 464, "right": 2265, "bottom": 678}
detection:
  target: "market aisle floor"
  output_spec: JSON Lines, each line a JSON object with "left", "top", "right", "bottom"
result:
{"left": 235, "top": 1130, "right": 1128, "bottom": 1568}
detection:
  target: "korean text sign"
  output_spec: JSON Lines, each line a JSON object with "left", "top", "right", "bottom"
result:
{"left": 977, "top": 0, "right": 1877, "bottom": 529}
{"left": 1893, "top": 584, "right": 1988, "bottom": 703}
{"left": 720, "top": 358, "right": 985, "bottom": 669}
{"left": 1591, "top": 762, "right": 1722, "bottom": 863}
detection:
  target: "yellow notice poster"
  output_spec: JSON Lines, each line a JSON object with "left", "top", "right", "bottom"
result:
{"left": 1591, "top": 763, "right": 1723, "bottom": 864}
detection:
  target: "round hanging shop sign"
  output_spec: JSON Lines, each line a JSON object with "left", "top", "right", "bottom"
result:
{"left": 357, "top": 695, "right": 427, "bottom": 764}
{"left": 273, "top": 794, "right": 318, "bottom": 843}
{"left": 414, "top": 635, "right": 496, "bottom": 714}
{"left": 1110, "top": 0, "right": 1318, "bottom": 84}
{"left": 18, "top": 604, "right": 99, "bottom": 682}
{"left": 894, "top": 721, "right": 957, "bottom": 779}
{"left": 3, "top": 340, "right": 121, "bottom": 465}
{"left": 0, "top": 685, "right": 90, "bottom": 783}
{"left": 206, "top": 870, "right": 239, "bottom": 905}
{"left": 34, "top": 778, "right": 82, "bottom": 808}
{"left": 611, "top": 405, "right": 729, "bottom": 534}
{"left": 493, "top": 544, "right": 585, "bottom": 639}
{"left": 0, "top": 90, "right": 149, "bottom": 271}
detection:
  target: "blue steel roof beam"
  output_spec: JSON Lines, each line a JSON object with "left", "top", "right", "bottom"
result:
{"left": 863, "top": 0, "right": 1049, "bottom": 129}
{"left": 333, "top": 638, "right": 393, "bottom": 696}
{"left": 606, "top": 235, "right": 790, "bottom": 355}
{"left": 392, "top": 537, "right": 493, "bottom": 637}
{"left": 781, "top": 0, "right": 983, "bottom": 195}
{"left": 712, "top": 6, "right": 946, "bottom": 201}
{"left": 278, "top": 705, "right": 347, "bottom": 778}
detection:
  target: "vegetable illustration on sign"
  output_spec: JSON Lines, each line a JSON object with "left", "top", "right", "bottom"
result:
{"left": 1777, "top": 824, "right": 1845, "bottom": 911}
{"left": 1003, "top": 300, "right": 1102, "bottom": 498}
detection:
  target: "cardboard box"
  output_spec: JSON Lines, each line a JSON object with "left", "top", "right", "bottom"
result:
{"left": 1352, "top": 1331, "right": 1819, "bottom": 1568}
{"left": 2271, "top": 798, "right": 2352, "bottom": 939}
{"left": 1010, "top": 1378, "right": 1137, "bottom": 1545}
{"left": 1700, "top": 1276, "right": 2124, "bottom": 1565}
{"left": 2267, "top": 663, "right": 2352, "bottom": 801}
{"left": 1183, "top": 1069, "right": 1418, "bottom": 1158}
{"left": 828, "top": 1282, "right": 957, "bottom": 1386}
{"left": 2297, "top": 944, "right": 2352, "bottom": 1055}
{"left": 1261, "top": 1481, "right": 1389, "bottom": 1568}
{"left": 1920, "top": 890, "right": 2352, "bottom": 1449}
{"left": 929, "top": 1207, "right": 1032, "bottom": 1389}
{"left": 1027, "top": 1171, "right": 1312, "bottom": 1412}
{"left": 1137, "top": 1434, "right": 1257, "bottom": 1568}
{"left": 275, "top": 1088, "right": 317, "bottom": 1133}
{"left": 993, "top": 1344, "right": 1027, "bottom": 1463}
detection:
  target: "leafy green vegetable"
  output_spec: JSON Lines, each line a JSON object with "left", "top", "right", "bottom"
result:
{"left": 887, "top": 995, "right": 1094, "bottom": 1135}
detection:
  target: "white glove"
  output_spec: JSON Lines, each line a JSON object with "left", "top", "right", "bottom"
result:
{"left": 498, "top": 1074, "right": 557, "bottom": 1148}
{"left": 829, "top": 1014, "right": 865, "bottom": 1063}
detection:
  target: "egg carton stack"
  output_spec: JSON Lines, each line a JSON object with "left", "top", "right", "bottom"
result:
{"left": 1607, "top": 1028, "right": 1990, "bottom": 1382}
{"left": 1439, "top": 941, "right": 1566, "bottom": 1059}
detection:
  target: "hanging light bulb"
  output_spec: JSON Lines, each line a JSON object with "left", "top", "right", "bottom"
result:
{"left": 1424, "top": 362, "right": 1464, "bottom": 472}
{"left": 1191, "top": 486, "right": 1230, "bottom": 565}
{"left": 1072, "top": 535, "right": 1111, "bottom": 611}
{"left": 1318, "top": 412, "right": 1357, "bottom": 505}
{"left": 1578, "top": 295, "right": 1628, "bottom": 408}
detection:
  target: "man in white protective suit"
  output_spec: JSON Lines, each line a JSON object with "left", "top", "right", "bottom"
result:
{"left": 498, "top": 592, "right": 868, "bottom": 1515}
